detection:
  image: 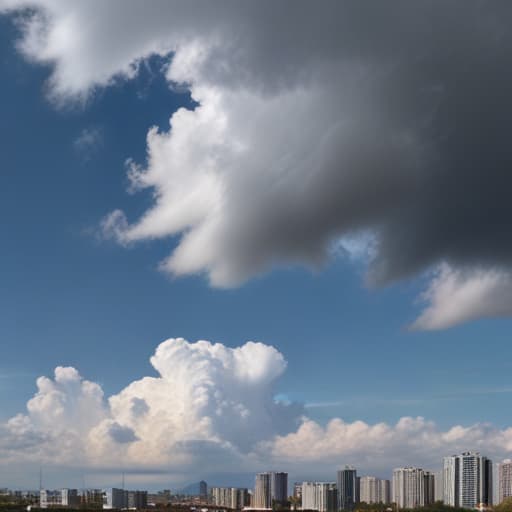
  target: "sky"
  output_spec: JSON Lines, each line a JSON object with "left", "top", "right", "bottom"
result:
{"left": 1, "top": 0, "right": 512, "bottom": 492}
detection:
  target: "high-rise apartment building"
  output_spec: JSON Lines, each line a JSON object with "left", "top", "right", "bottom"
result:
{"left": 103, "top": 488, "right": 129, "bottom": 509}
{"left": 271, "top": 472, "right": 288, "bottom": 504}
{"left": 393, "top": 468, "right": 434, "bottom": 508}
{"left": 127, "top": 491, "right": 147, "bottom": 509}
{"left": 378, "top": 479, "right": 391, "bottom": 505}
{"left": 433, "top": 472, "right": 444, "bottom": 502}
{"left": 40, "top": 490, "right": 60, "bottom": 509}
{"left": 61, "top": 489, "right": 80, "bottom": 507}
{"left": 255, "top": 473, "right": 272, "bottom": 509}
{"left": 212, "top": 487, "right": 231, "bottom": 508}
{"left": 337, "top": 466, "right": 357, "bottom": 511}
{"left": 424, "top": 472, "right": 435, "bottom": 506}
{"left": 302, "top": 482, "right": 317, "bottom": 510}
{"left": 443, "top": 456, "right": 458, "bottom": 507}
{"left": 81, "top": 489, "right": 104, "bottom": 508}
{"left": 443, "top": 452, "right": 493, "bottom": 508}
{"left": 211, "top": 487, "right": 249, "bottom": 509}
{"left": 255, "top": 472, "right": 288, "bottom": 508}
{"left": 359, "top": 477, "right": 377, "bottom": 504}
{"left": 318, "top": 483, "right": 337, "bottom": 512}
{"left": 301, "top": 482, "right": 337, "bottom": 512}
{"left": 497, "top": 460, "right": 512, "bottom": 504}
{"left": 359, "top": 477, "right": 390, "bottom": 504}
{"left": 238, "top": 488, "right": 250, "bottom": 509}
{"left": 327, "top": 484, "right": 338, "bottom": 512}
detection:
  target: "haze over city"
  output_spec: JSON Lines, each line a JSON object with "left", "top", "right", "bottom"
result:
{"left": 1, "top": 0, "right": 512, "bottom": 495}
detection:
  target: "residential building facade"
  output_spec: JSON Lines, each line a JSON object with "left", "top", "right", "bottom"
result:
{"left": 40, "top": 489, "right": 80, "bottom": 509}
{"left": 271, "top": 472, "right": 289, "bottom": 504}
{"left": 498, "top": 460, "right": 512, "bottom": 504}
{"left": 393, "top": 468, "right": 434, "bottom": 508}
{"left": 300, "top": 482, "right": 336, "bottom": 512}
{"left": 212, "top": 487, "right": 249, "bottom": 509}
{"left": 255, "top": 473, "right": 272, "bottom": 508}
{"left": 443, "top": 452, "right": 493, "bottom": 508}
{"left": 254, "top": 472, "right": 288, "bottom": 508}
{"left": 359, "top": 477, "right": 390, "bottom": 504}
{"left": 337, "top": 466, "right": 357, "bottom": 511}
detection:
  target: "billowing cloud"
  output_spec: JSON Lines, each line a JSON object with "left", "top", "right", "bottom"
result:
{"left": 3, "top": 1, "right": 512, "bottom": 326}
{"left": 269, "top": 417, "right": 512, "bottom": 473}
{"left": 0, "top": 365, "right": 107, "bottom": 465}
{"left": 2, "top": 337, "right": 512, "bottom": 481}
{"left": 101, "top": 338, "right": 301, "bottom": 465}
{"left": 0, "top": 338, "right": 301, "bottom": 473}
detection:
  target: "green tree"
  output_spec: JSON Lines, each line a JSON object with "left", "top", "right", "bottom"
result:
{"left": 496, "top": 497, "right": 512, "bottom": 512}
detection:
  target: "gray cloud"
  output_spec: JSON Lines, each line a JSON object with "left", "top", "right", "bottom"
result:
{"left": 106, "top": 422, "right": 139, "bottom": 444}
{"left": 3, "top": 1, "right": 512, "bottom": 326}
{"left": 130, "top": 397, "right": 149, "bottom": 418}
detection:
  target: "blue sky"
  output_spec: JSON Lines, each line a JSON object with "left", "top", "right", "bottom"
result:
{"left": 1, "top": 1, "right": 512, "bottom": 490}
{"left": 1, "top": 13, "right": 510, "bottom": 427}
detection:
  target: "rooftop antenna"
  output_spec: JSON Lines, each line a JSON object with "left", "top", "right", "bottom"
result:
{"left": 122, "top": 472, "right": 125, "bottom": 491}
{"left": 39, "top": 467, "right": 43, "bottom": 491}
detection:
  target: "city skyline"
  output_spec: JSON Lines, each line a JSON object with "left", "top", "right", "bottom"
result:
{"left": 7, "top": 453, "right": 512, "bottom": 498}
{"left": 1, "top": 0, "right": 512, "bottom": 492}
{"left": 6, "top": 454, "right": 512, "bottom": 510}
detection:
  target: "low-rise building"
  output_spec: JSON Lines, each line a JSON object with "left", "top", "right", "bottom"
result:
{"left": 40, "top": 489, "right": 80, "bottom": 508}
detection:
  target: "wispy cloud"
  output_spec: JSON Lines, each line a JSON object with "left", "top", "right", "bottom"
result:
{"left": 305, "top": 388, "right": 512, "bottom": 410}
{"left": 0, "top": 371, "right": 35, "bottom": 380}
{"left": 305, "top": 400, "right": 349, "bottom": 409}
{"left": 73, "top": 127, "right": 103, "bottom": 162}
{"left": 305, "top": 398, "right": 425, "bottom": 409}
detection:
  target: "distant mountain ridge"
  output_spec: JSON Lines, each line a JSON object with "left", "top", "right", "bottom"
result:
{"left": 174, "top": 482, "right": 202, "bottom": 496}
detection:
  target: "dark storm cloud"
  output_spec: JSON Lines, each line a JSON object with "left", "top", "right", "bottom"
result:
{"left": 3, "top": 0, "right": 512, "bottom": 326}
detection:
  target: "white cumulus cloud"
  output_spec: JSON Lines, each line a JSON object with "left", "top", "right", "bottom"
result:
{"left": 268, "top": 416, "right": 512, "bottom": 473}
{"left": 0, "top": 338, "right": 300, "bottom": 473}
{"left": 1, "top": 337, "right": 512, "bottom": 481}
